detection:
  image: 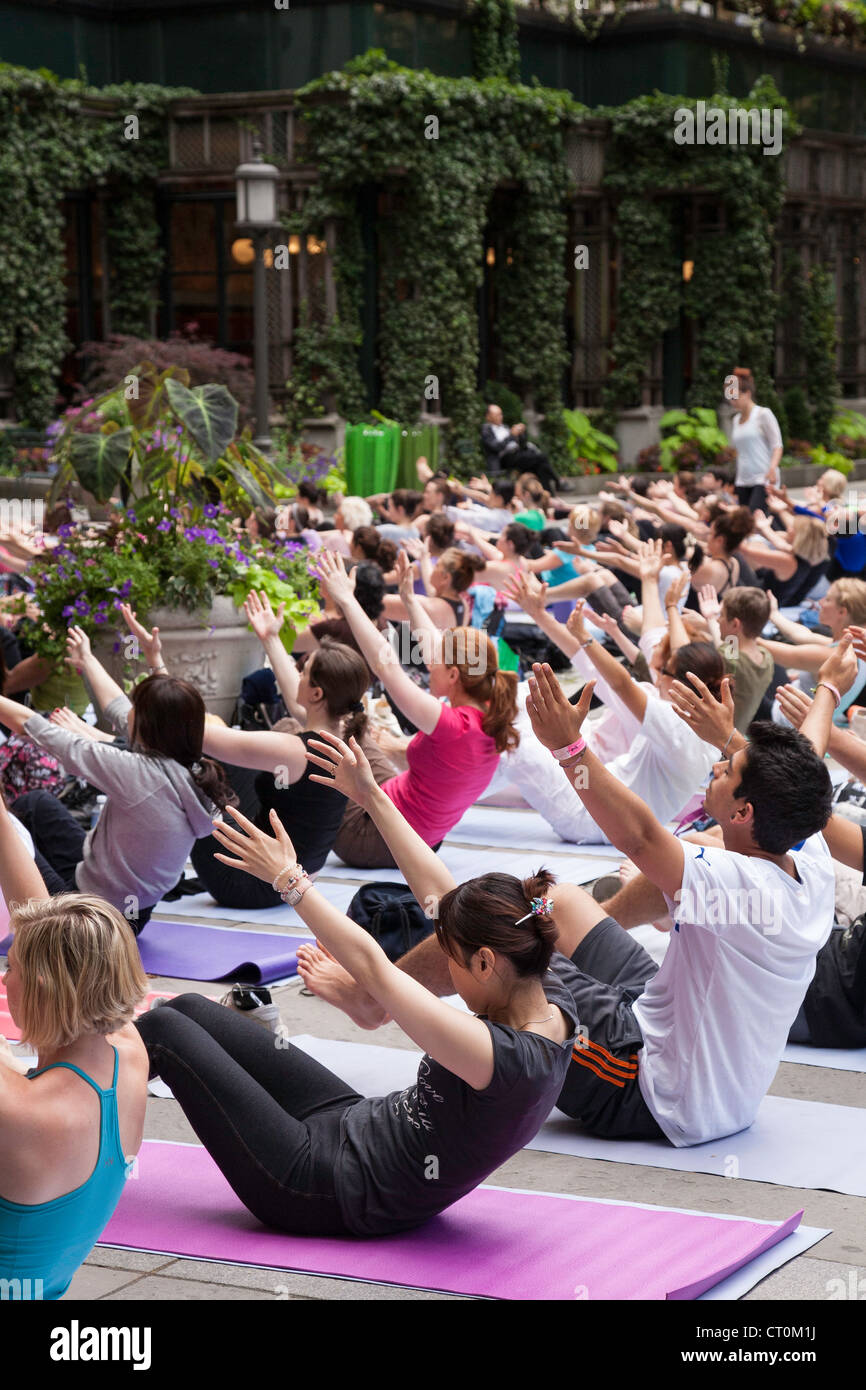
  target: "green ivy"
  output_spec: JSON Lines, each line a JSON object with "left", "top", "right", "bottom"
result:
{"left": 601, "top": 80, "right": 795, "bottom": 417}
{"left": 294, "top": 50, "right": 582, "bottom": 470}
{"left": 0, "top": 66, "right": 194, "bottom": 427}
{"left": 781, "top": 253, "right": 838, "bottom": 445}
{"left": 469, "top": 0, "right": 521, "bottom": 82}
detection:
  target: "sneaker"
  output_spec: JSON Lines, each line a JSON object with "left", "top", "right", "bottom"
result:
{"left": 220, "top": 984, "right": 283, "bottom": 1036}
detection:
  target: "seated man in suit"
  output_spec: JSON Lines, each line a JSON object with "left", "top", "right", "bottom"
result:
{"left": 480, "top": 404, "right": 558, "bottom": 492}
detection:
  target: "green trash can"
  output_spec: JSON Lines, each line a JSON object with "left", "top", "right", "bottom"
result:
{"left": 344, "top": 422, "right": 400, "bottom": 497}
{"left": 395, "top": 423, "right": 441, "bottom": 490}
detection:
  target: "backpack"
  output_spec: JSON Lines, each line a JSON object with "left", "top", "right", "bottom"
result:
{"left": 347, "top": 881, "right": 435, "bottom": 963}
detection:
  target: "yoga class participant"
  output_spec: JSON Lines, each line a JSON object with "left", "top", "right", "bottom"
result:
{"left": 314, "top": 550, "right": 518, "bottom": 868}
{"left": 504, "top": 564, "right": 719, "bottom": 839}
{"left": 0, "top": 799, "right": 148, "bottom": 1299}
{"left": 301, "top": 644, "right": 854, "bottom": 1147}
{"left": 121, "top": 594, "right": 369, "bottom": 908}
{"left": 0, "top": 628, "right": 233, "bottom": 932}
{"left": 136, "top": 771, "right": 575, "bottom": 1239}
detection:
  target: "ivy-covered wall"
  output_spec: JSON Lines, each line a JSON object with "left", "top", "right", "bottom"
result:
{"left": 0, "top": 65, "right": 194, "bottom": 426}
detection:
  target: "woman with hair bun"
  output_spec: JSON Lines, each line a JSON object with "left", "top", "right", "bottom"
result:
{"left": 382, "top": 544, "right": 486, "bottom": 630}
{"left": 0, "top": 626, "right": 235, "bottom": 933}
{"left": 118, "top": 595, "right": 372, "bottom": 909}
{"left": 0, "top": 799, "right": 149, "bottom": 1298}
{"left": 687, "top": 506, "right": 760, "bottom": 602}
{"left": 137, "top": 734, "right": 574, "bottom": 1239}
{"left": 313, "top": 550, "right": 519, "bottom": 868}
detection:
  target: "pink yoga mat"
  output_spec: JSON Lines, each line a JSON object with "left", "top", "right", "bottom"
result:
{"left": 102, "top": 1141, "right": 803, "bottom": 1301}
{"left": 0, "top": 987, "right": 188, "bottom": 1044}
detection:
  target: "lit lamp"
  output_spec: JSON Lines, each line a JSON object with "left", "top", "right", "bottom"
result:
{"left": 485, "top": 247, "right": 496, "bottom": 266}
{"left": 682, "top": 260, "right": 695, "bottom": 283}
{"left": 234, "top": 139, "right": 280, "bottom": 447}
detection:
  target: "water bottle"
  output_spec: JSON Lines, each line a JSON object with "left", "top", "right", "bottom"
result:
{"left": 90, "top": 795, "right": 107, "bottom": 830}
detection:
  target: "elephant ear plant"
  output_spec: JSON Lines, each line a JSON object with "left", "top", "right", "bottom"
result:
{"left": 23, "top": 364, "right": 320, "bottom": 660}
{"left": 658, "top": 407, "right": 731, "bottom": 471}
{"left": 49, "top": 362, "right": 283, "bottom": 512}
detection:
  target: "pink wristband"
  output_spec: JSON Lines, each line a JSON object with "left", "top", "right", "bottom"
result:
{"left": 551, "top": 737, "right": 586, "bottom": 763}
{"left": 816, "top": 681, "right": 841, "bottom": 709}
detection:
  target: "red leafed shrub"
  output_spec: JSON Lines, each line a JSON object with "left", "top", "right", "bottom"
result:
{"left": 77, "top": 330, "right": 255, "bottom": 421}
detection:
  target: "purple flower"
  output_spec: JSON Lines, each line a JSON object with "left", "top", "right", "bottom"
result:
{"left": 75, "top": 599, "right": 90, "bottom": 616}
{"left": 57, "top": 524, "right": 74, "bottom": 538}
{"left": 156, "top": 519, "right": 171, "bottom": 533}
{"left": 94, "top": 613, "right": 108, "bottom": 625}
{"left": 203, "top": 504, "right": 218, "bottom": 518}
{"left": 274, "top": 569, "right": 287, "bottom": 581}
{"left": 170, "top": 507, "right": 180, "bottom": 518}
{"left": 62, "top": 604, "right": 75, "bottom": 618}
{"left": 126, "top": 510, "right": 137, "bottom": 524}
{"left": 207, "top": 558, "right": 219, "bottom": 570}
{"left": 119, "top": 580, "right": 132, "bottom": 597}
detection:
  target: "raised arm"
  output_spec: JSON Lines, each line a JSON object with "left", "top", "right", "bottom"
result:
{"left": 211, "top": 795, "right": 497, "bottom": 1090}
{"left": 638, "top": 539, "right": 667, "bottom": 635}
{"left": 313, "top": 551, "right": 443, "bottom": 735}
{"left": 66, "top": 625, "right": 125, "bottom": 712}
{"left": 243, "top": 590, "right": 305, "bottom": 722}
{"left": 526, "top": 666, "right": 684, "bottom": 898}
{"left": 0, "top": 793, "right": 47, "bottom": 902}
{"left": 757, "top": 638, "right": 834, "bottom": 675}
{"left": 664, "top": 571, "right": 691, "bottom": 652}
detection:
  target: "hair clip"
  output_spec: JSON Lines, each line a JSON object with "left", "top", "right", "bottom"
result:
{"left": 515, "top": 895, "right": 554, "bottom": 925}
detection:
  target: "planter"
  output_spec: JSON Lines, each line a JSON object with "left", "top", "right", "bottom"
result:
{"left": 96, "top": 596, "right": 260, "bottom": 724}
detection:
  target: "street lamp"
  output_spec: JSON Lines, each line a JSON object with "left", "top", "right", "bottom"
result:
{"left": 235, "top": 139, "right": 280, "bottom": 448}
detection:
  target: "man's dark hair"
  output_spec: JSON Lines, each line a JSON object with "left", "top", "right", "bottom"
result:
{"left": 491, "top": 480, "right": 515, "bottom": 507}
{"left": 660, "top": 522, "right": 687, "bottom": 560}
{"left": 734, "top": 723, "right": 833, "bottom": 855}
{"left": 629, "top": 476, "right": 651, "bottom": 498}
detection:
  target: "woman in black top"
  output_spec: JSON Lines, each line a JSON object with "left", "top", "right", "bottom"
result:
{"left": 137, "top": 732, "right": 574, "bottom": 1238}
{"left": 739, "top": 514, "right": 830, "bottom": 607}
{"left": 121, "top": 597, "right": 370, "bottom": 908}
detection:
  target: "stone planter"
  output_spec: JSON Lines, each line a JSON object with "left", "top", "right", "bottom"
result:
{"left": 96, "top": 596, "right": 260, "bottom": 724}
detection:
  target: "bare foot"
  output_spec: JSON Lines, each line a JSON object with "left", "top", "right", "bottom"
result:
{"left": 618, "top": 859, "right": 639, "bottom": 885}
{"left": 296, "top": 945, "right": 389, "bottom": 1030}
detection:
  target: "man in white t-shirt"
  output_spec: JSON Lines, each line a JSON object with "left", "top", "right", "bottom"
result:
{"left": 523, "top": 639, "right": 854, "bottom": 1146}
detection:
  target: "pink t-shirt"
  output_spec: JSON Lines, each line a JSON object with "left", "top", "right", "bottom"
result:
{"left": 382, "top": 704, "right": 499, "bottom": 845}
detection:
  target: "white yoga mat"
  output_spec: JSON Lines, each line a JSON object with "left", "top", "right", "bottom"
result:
{"left": 782, "top": 1043, "right": 866, "bottom": 1073}
{"left": 322, "top": 843, "right": 621, "bottom": 887}
{"left": 290, "top": 1035, "right": 866, "bottom": 1198}
{"left": 445, "top": 805, "right": 624, "bottom": 856}
{"left": 155, "top": 881, "right": 357, "bottom": 927}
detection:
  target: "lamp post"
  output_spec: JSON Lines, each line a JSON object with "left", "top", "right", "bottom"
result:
{"left": 234, "top": 140, "right": 280, "bottom": 449}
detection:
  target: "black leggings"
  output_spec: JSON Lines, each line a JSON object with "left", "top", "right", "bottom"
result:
{"left": 136, "top": 994, "right": 363, "bottom": 1235}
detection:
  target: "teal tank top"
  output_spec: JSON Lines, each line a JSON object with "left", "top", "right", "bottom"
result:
{"left": 0, "top": 1047, "right": 131, "bottom": 1300}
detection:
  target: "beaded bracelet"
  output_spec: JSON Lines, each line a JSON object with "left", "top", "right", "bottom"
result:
{"left": 280, "top": 873, "right": 312, "bottom": 907}
{"left": 273, "top": 863, "right": 305, "bottom": 893}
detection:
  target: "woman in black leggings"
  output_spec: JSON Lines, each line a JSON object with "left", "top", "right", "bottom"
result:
{"left": 137, "top": 733, "right": 575, "bottom": 1238}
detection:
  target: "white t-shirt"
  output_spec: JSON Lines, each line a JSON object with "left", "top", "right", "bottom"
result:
{"left": 732, "top": 405, "right": 783, "bottom": 486}
{"left": 487, "top": 677, "right": 715, "bottom": 844}
{"left": 633, "top": 833, "right": 835, "bottom": 1146}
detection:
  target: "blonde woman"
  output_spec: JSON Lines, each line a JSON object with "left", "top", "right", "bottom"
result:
{"left": 738, "top": 514, "right": 830, "bottom": 607}
{"left": 0, "top": 799, "right": 148, "bottom": 1298}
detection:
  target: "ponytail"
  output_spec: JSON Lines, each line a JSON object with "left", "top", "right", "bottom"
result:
{"left": 442, "top": 628, "right": 519, "bottom": 754}
{"left": 352, "top": 525, "right": 397, "bottom": 572}
{"left": 191, "top": 757, "right": 239, "bottom": 813}
{"left": 308, "top": 639, "right": 370, "bottom": 744}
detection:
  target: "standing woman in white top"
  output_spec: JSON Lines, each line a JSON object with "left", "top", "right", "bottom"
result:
{"left": 730, "top": 367, "right": 783, "bottom": 513}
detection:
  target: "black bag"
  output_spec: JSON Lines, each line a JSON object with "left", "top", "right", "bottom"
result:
{"left": 347, "top": 881, "right": 434, "bottom": 963}
{"left": 802, "top": 916, "right": 866, "bottom": 1048}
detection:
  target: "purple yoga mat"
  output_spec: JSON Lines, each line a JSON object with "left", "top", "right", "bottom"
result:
{"left": 134, "top": 921, "right": 310, "bottom": 983}
{"left": 103, "top": 1142, "right": 802, "bottom": 1300}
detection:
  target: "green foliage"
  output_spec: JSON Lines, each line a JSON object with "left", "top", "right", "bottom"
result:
{"left": 469, "top": 0, "right": 521, "bottom": 83}
{"left": 808, "top": 443, "right": 853, "bottom": 475}
{"left": 782, "top": 385, "right": 814, "bottom": 443}
{"left": 781, "top": 255, "right": 838, "bottom": 446}
{"left": 658, "top": 406, "right": 730, "bottom": 470}
{"left": 484, "top": 380, "right": 524, "bottom": 425}
{"left": 561, "top": 409, "right": 619, "bottom": 473}
{"left": 295, "top": 53, "right": 581, "bottom": 471}
{"left": 0, "top": 65, "right": 195, "bottom": 428}
{"left": 601, "top": 82, "right": 795, "bottom": 415}
{"left": 49, "top": 366, "right": 283, "bottom": 512}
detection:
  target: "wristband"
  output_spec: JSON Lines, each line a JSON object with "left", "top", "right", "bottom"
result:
{"left": 816, "top": 681, "right": 841, "bottom": 709}
{"left": 272, "top": 863, "right": 304, "bottom": 892}
{"left": 551, "top": 737, "right": 586, "bottom": 763}
{"left": 721, "top": 731, "right": 735, "bottom": 757}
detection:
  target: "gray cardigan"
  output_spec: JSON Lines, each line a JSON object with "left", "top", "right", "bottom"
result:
{"left": 24, "top": 695, "right": 216, "bottom": 912}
